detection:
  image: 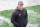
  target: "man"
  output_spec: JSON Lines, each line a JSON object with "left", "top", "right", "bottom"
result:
{"left": 11, "top": 1, "right": 28, "bottom": 27}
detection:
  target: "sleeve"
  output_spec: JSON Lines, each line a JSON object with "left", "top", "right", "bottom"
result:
{"left": 25, "top": 9, "right": 28, "bottom": 23}
{"left": 11, "top": 11, "right": 19, "bottom": 26}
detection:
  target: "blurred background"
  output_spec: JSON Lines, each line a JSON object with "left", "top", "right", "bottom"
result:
{"left": 0, "top": 0, "right": 40, "bottom": 27}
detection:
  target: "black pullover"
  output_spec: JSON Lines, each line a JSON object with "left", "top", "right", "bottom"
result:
{"left": 11, "top": 7, "right": 28, "bottom": 27}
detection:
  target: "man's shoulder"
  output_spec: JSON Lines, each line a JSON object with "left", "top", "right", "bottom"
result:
{"left": 13, "top": 9, "right": 18, "bottom": 14}
{"left": 23, "top": 8, "right": 27, "bottom": 12}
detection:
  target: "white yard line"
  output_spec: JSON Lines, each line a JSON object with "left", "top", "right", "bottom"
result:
{"left": 27, "top": 10, "right": 37, "bottom": 14}
{"left": 27, "top": 10, "right": 40, "bottom": 18}
{"left": 26, "top": 24, "right": 38, "bottom": 27}
{"left": 0, "top": 16, "right": 11, "bottom": 24}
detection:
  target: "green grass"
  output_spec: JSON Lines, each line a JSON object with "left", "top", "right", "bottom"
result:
{"left": 0, "top": 5, "right": 40, "bottom": 27}
{"left": 0, "top": 20, "right": 13, "bottom": 27}
{"left": 0, "top": 5, "right": 40, "bottom": 18}
{"left": 0, "top": 9, "right": 14, "bottom": 19}
{"left": 25, "top": 5, "right": 40, "bottom": 14}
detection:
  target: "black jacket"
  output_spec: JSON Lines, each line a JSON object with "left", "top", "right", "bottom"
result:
{"left": 11, "top": 7, "right": 28, "bottom": 26}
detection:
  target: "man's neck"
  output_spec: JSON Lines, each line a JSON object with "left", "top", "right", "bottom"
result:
{"left": 19, "top": 8, "right": 23, "bottom": 10}
{"left": 18, "top": 8, "right": 23, "bottom": 11}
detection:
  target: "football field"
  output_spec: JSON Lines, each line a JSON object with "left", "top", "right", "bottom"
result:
{"left": 0, "top": 5, "right": 40, "bottom": 27}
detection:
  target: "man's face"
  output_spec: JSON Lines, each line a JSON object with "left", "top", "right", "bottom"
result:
{"left": 18, "top": 4, "right": 23, "bottom": 9}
